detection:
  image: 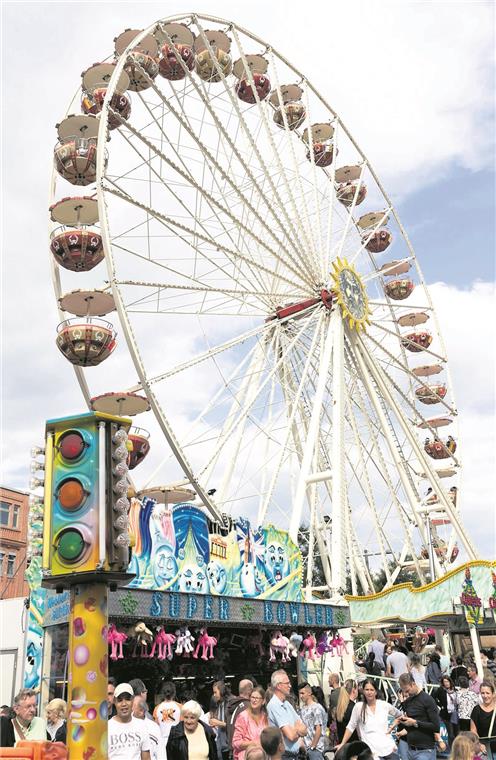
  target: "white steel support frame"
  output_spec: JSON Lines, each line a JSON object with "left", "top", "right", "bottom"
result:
{"left": 330, "top": 312, "right": 347, "bottom": 594}
{"left": 273, "top": 319, "right": 334, "bottom": 591}
{"left": 289, "top": 310, "right": 336, "bottom": 542}
{"left": 305, "top": 452, "right": 318, "bottom": 602}
{"left": 344, "top": 390, "right": 392, "bottom": 587}
{"left": 257, "top": 312, "right": 324, "bottom": 525}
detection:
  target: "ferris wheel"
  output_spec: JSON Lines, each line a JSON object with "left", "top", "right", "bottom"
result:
{"left": 48, "top": 13, "right": 478, "bottom": 599}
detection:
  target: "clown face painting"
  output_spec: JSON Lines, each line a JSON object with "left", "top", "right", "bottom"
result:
{"left": 153, "top": 544, "right": 179, "bottom": 589}
{"left": 178, "top": 563, "right": 209, "bottom": 593}
{"left": 206, "top": 561, "right": 227, "bottom": 594}
{"left": 263, "top": 541, "right": 289, "bottom": 585}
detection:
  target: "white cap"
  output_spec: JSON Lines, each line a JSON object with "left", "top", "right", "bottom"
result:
{"left": 114, "top": 683, "right": 134, "bottom": 699}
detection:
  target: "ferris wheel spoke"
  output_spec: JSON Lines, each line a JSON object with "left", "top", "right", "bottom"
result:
{"left": 121, "top": 291, "right": 267, "bottom": 318}
{"left": 125, "top": 94, "right": 308, "bottom": 292}
{"left": 110, "top": 239, "right": 278, "bottom": 312}
{"left": 265, "top": 52, "right": 323, "bottom": 274}
{"left": 116, "top": 279, "right": 288, "bottom": 313}
{"left": 103, "top": 279, "right": 223, "bottom": 520}
{"left": 108, "top": 123, "right": 282, "bottom": 297}
{"left": 131, "top": 95, "right": 279, "bottom": 293}
{"left": 132, "top": 44, "right": 315, "bottom": 280}
{"left": 127, "top": 318, "right": 277, "bottom": 393}
{"left": 257, "top": 311, "right": 325, "bottom": 524}
{"left": 324, "top": 120, "right": 340, "bottom": 275}
{"left": 300, "top": 79, "right": 327, "bottom": 275}
{"left": 202, "top": 347, "right": 270, "bottom": 498}
{"left": 141, "top": 340, "right": 262, "bottom": 489}
{"left": 198, "top": 310, "right": 320, "bottom": 481}
{"left": 104, "top": 182, "right": 307, "bottom": 294}
{"left": 195, "top": 22, "right": 317, "bottom": 272}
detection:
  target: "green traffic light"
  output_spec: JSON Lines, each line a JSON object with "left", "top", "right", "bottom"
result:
{"left": 56, "top": 528, "right": 85, "bottom": 563}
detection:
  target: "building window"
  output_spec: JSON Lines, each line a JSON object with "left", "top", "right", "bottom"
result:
{"left": 6, "top": 554, "right": 15, "bottom": 577}
{"left": 0, "top": 552, "right": 4, "bottom": 575}
{"left": 12, "top": 505, "right": 20, "bottom": 529}
{"left": 0, "top": 501, "right": 10, "bottom": 526}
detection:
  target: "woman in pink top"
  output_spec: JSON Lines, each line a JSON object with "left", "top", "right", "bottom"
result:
{"left": 232, "top": 686, "right": 269, "bottom": 760}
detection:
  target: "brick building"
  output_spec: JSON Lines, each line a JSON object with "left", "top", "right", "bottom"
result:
{"left": 0, "top": 486, "right": 29, "bottom": 599}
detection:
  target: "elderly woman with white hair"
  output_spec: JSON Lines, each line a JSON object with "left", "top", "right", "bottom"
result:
{"left": 166, "top": 700, "right": 217, "bottom": 760}
{"left": 45, "top": 698, "right": 67, "bottom": 743}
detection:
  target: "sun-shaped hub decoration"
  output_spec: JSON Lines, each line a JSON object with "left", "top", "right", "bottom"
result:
{"left": 331, "top": 257, "right": 370, "bottom": 331}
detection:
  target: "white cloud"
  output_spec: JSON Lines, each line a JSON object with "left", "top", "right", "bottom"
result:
{"left": 427, "top": 281, "right": 495, "bottom": 557}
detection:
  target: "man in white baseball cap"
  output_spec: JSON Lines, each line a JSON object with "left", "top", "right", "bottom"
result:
{"left": 108, "top": 683, "right": 151, "bottom": 760}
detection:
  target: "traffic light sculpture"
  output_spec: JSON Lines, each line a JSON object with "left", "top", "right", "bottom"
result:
{"left": 42, "top": 411, "right": 132, "bottom": 589}
{"left": 40, "top": 411, "right": 133, "bottom": 760}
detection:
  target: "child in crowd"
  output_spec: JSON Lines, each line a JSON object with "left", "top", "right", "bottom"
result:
{"left": 260, "top": 726, "right": 285, "bottom": 760}
{"left": 244, "top": 747, "right": 266, "bottom": 760}
{"left": 449, "top": 731, "right": 483, "bottom": 760}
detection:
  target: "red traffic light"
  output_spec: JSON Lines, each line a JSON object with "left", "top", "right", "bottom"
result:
{"left": 59, "top": 430, "right": 86, "bottom": 461}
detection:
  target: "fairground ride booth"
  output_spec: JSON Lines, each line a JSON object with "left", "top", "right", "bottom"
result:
{"left": 346, "top": 560, "right": 496, "bottom": 675}
{"left": 24, "top": 500, "right": 352, "bottom": 712}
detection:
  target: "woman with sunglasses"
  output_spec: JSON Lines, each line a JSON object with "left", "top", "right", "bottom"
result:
{"left": 232, "top": 687, "right": 269, "bottom": 760}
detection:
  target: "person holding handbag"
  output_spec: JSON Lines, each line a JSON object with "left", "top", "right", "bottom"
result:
{"left": 470, "top": 681, "right": 496, "bottom": 759}
{"left": 210, "top": 681, "right": 230, "bottom": 760}
{"left": 436, "top": 677, "right": 459, "bottom": 748}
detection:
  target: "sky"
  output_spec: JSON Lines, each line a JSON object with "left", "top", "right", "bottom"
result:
{"left": 1, "top": 0, "right": 495, "bottom": 559}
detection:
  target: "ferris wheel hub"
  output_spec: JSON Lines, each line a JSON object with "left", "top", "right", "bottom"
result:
{"left": 331, "top": 258, "right": 370, "bottom": 331}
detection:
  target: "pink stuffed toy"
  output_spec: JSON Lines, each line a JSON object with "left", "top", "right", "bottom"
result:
{"left": 333, "top": 633, "right": 349, "bottom": 656}
{"left": 300, "top": 632, "right": 317, "bottom": 659}
{"left": 149, "top": 627, "right": 176, "bottom": 660}
{"left": 107, "top": 624, "right": 128, "bottom": 661}
{"left": 193, "top": 628, "right": 217, "bottom": 660}
{"left": 269, "top": 631, "right": 290, "bottom": 663}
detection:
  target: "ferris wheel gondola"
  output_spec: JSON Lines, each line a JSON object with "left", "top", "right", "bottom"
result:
{"left": 48, "top": 13, "right": 478, "bottom": 597}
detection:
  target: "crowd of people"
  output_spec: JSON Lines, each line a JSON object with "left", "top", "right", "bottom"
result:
{"left": 1, "top": 644, "right": 495, "bottom": 760}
